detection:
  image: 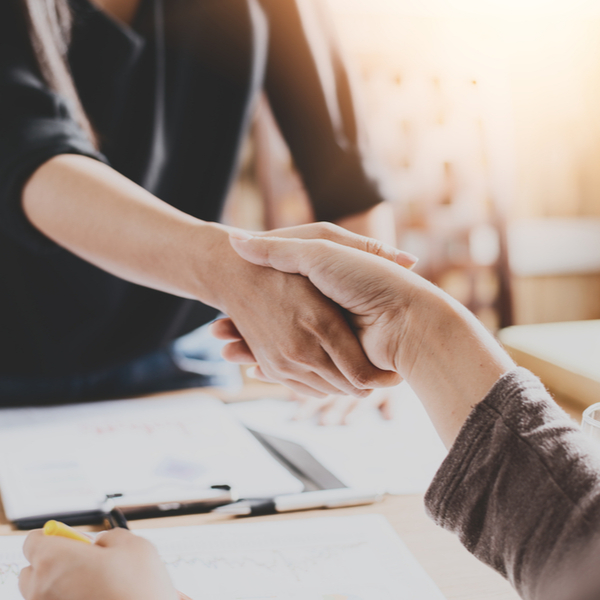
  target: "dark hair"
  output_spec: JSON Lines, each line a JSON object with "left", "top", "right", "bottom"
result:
{"left": 19, "top": 0, "right": 96, "bottom": 143}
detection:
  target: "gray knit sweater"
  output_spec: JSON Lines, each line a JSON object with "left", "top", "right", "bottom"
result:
{"left": 425, "top": 368, "right": 600, "bottom": 600}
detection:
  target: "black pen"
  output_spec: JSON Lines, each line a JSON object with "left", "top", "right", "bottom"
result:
{"left": 102, "top": 498, "right": 129, "bottom": 530}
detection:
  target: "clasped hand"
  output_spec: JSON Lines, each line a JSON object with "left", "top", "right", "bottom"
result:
{"left": 211, "top": 223, "right": 416, "bottom": 404}
{"left": 217, "top": 228, "right": 425, "bottom": 386}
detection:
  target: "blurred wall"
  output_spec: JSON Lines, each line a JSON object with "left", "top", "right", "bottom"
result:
{"left": 326, "top": 2, "right": 600, "bottom": 220}
{"left": 327, "top": 1, "right": 600, "bottom": 325}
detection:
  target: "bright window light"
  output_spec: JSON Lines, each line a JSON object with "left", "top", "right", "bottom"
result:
{"left": 327, "top": 0, "right": 600, "bottom": 18}
{"left": 449, "top": 0, "right": 600, "bottom": 17}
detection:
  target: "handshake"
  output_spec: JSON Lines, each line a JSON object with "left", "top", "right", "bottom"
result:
{"left": 213, "top": 223, "right": 513, "bottom": 448}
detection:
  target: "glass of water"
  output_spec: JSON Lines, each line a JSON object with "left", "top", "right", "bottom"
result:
{"left": 582, "top": 403, "right": 600, "bottom": 444}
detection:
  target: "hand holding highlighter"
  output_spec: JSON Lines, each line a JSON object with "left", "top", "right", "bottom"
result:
{"left": 43, "top": 520, "right": 92, "bottom": 544}
{"left": 41, "top": 520, "right": 192, "bottom": 600}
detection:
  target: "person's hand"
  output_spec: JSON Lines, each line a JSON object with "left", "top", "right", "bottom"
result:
{"left": 19, "top": 529, "right": 178, "bottom": 600}
{"left": 291, "top": 389, "right": 397, "bottom": 425}
{"left": 212, "top": 306, "right": 397, "bottom": 422}
{"left": 223, "top": 232, "right": 417, "bottom": 380}
{"left": 209, "top": 222, "right": 416, "bottom": 398}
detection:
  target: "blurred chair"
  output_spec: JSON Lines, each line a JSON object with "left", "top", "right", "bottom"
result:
{"left": 508, "top": 218, "right": 600, "bottom": 324}
{"left": 499, "top": 319, "right": 600, "bottom": 410}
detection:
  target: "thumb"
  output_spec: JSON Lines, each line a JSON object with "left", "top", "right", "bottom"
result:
{"left": 229, "top": 232, "right": 405, "bottom": 317}
{"left": 229, "top": 232, "right": 319, "bottom": 276}
{"left": 94, "top": 528, "right": 137, "bottom": 548}
{"left": 253, "top": 224, "right": 418, "bottom": 268}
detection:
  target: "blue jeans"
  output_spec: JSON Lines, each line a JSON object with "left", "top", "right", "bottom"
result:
{"left": 0, "top": 325, "right": 242, "bottom": 407}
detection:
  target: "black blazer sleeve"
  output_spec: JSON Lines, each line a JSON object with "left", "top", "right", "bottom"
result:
{"left": 0, "top": 2, "right": 107, "bottom": 253}
{"left": 259, "top": 0, "right": 389, "bottom": 222}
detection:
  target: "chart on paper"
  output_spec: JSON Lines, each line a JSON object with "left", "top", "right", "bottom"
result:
{"left": 161, "top": 541, "right": 397, "bottom": 600}
{"left": 141, "top": 515, "right": 446, "bottom": 600}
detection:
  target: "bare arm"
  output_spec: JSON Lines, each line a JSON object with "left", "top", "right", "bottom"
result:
{"left": 23, "top": 154, "right": 223, "bottom": 302}
{"left": 23, "top": 155, "right": 409, "bottom": 397}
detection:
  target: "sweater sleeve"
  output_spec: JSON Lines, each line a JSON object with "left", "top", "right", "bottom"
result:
{"left": 0, "top": 3, "right": 107, "bottom": 253}
{"left": 425, "top": 367, "right": 600, "bottom": 600}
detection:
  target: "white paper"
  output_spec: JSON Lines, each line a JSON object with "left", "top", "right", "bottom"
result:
{"left": 0, "top": 536, "right": 23, "bottom": 600}
{"left": 0, "top": 515, "right": 446, "bottom": 600}
{"left": 229, "top": 383, "right": 447, "bottom": 494}
{"left": 0, "top": 393, "right": 302, "bottom": 522}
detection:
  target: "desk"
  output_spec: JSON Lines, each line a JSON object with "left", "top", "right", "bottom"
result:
{"left": 0, "top": 385, "right": 520, "bottom": 600}
{"left": 499, "top": 320, "right": 600, "bottom": 412}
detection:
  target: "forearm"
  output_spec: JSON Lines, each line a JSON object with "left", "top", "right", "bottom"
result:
{"left": 260, "top": 0, "right": 388, "bottom": 222}
{"left": 225, "top": 232, "right": 600, "bottom": 598}
{"left": 397, "top": 283, "right": 514, "bottom": 447}
{"left": 22, "top": 154, "right": 232, "bottom": 306}
{"left": 334, "top": 203, "right": 396, "bottom": 246}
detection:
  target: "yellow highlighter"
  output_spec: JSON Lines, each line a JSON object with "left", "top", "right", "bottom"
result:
{"left": 43, "top": 520, "right": 92, "bottom": 544}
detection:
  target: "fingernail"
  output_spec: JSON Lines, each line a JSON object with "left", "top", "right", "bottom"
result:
{"left": 229, "top": 230, "right": 253, "bottom": 241}
{"left": 397, "top": 252, "right": 419, "bottom": 268}
{"left": 246, "top": 366, "right": 257, "bottom": 379}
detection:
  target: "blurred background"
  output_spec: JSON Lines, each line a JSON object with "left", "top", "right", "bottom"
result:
{"left": 222, "top": 0, "right": 600, "bottom": 332}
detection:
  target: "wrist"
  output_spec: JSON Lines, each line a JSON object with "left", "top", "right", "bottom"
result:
{"left": 185, "top": 221, "right": 240, "bottom": 309}
{"left": 187, "top": 222, "right": 276, "bottom": 315}
{"left": 394, "top": 281, "right": 513, "bottom": 447}
{"left": 390, "top": 276, "right": 444, "bottom": 379}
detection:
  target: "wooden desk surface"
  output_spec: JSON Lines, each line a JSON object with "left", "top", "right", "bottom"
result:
{"left": 499, "top": 320, "right": 600, "bottom": 411}
{"left": 0, "top": 383, "right": 520, "bottom": 600}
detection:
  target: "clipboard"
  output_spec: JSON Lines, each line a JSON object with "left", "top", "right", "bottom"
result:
{"left": 0, "top": 394, "right": 304, "bottom": 529}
